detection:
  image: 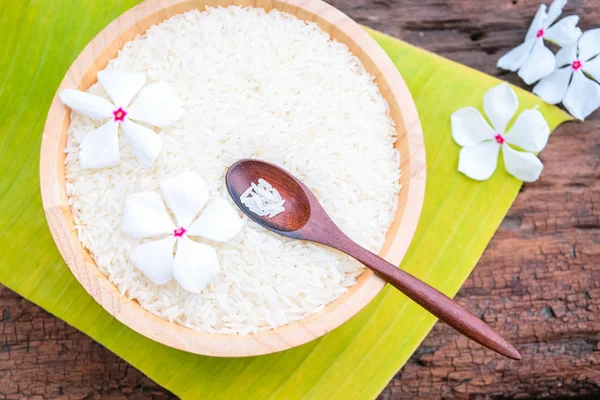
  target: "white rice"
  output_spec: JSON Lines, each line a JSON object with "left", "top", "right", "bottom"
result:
{"left": 64, "top": 6, "right": 401, "bottom": 334}
{"left": 240, "top": 179, "right": 286, "bottom": 218}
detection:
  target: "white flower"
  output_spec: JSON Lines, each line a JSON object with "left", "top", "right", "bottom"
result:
{"left": 533, "top": 29, "right": 600, "bottom": 120}
{"left": 497, "top": 0, "right": 582, "bottom": 85}
{"left": 451, "top": 83, "right": 550, "bottom": 182}
{"left": 122, "top": 172, "right": 244, "bottom": 293}
{"left": 60, "top": 70, "right": 184, "bottom": 169}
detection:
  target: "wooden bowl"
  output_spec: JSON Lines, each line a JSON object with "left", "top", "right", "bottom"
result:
{"left": 40, "top": 0, "right": 426, "bottom": 357}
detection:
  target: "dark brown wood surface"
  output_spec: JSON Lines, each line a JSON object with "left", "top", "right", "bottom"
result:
{"left": 1, "top": 0, "right": 599, "bottom": 399}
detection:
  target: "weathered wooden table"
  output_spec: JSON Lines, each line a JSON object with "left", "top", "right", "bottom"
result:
{"left": 1, "top": 0, "right": 598, "bottom": 398}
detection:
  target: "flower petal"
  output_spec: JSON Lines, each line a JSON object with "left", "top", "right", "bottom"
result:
{"left": 577, "top": 28, "right": 600, "bottom": 62}
{"left": 78, "top": 120, "right": 121, "bottom": 169}
{"left": 483, "top": 82, "right": 518, "bottom": 133}
{"left": 532, "top": 66, "right": 573, "bottom": 104}
{"left": 173, "top": 237, "right": 220, "bottom": 293}
{"left": 189, "top": 197, "right": 244, "bottom": 242}
{"left": 505, "top": 109, "right": 550, "bottom": 152}
{"left": 554, "top": 44, "right": 578, "bottom": 68}
{"left": 497, "top": 39, "right": 535, "bottom": 72}
{"left": 451, "top": 107, "right": 496, "bottom": 147}
{"left": 502, "top": 145, "right": 543, "bottom": 182}
{"left": 127, "top": 82, "right": 185, "bottom": 128}
{"left": 97, "top": 70, "right": 146, "bottom": 108}
{"left": 526, "top": 5, "right": 548, "bottom": 40}
{"left": 458, "top": 141, "right": 501, "bottom": 181}
{"left": 544, "top": 0, "right": 566, "bottom": 28}
{"left": 544, "top": 15, "right": 582, "bottom": 47}
{"left": 59, "top": 89, "right": 114, "bottom": 121}
{"left": 122, "top": 191, "right": 175, "bottom": 239}
{"left": 130, "top": 237, "right": 176, "bottom": 285}
{"left": 160, "top": 171, "right": 209, "bottom": 228}
{"left": 563, "top": 70, "right": 600, "bottom": 120}
{"left": 121, "top": 120, "right": 164, "bottom": 168}
{"left": 582, "top": 56, "right": 600, "bottom": 83}
{"left": 517, "top": 40, "right": 556, "bottom": 85}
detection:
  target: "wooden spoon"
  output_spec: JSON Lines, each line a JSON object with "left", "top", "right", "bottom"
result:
{"left": 226, "top": 159, "right": 521, "bottom": 360}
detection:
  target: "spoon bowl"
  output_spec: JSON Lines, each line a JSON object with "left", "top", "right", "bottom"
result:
{"left": 227, "top": 159, "right": 521, "bottom": 360}
{"left": 227, "top": 160, "right": 311, "bottom": 233}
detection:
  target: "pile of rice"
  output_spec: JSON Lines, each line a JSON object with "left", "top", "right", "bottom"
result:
{"left": 240, "top": 179, "right": 286, "bottom": 218}
{"left": 65, "top": 6, "right": 401, "bottom": 335}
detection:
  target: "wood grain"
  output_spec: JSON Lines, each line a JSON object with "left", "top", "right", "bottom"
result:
{"left": 2, "top": 0, "right": 599, "bottom": 398}
{"left": 39, "top": 0, "right": 425, "bottom": 357}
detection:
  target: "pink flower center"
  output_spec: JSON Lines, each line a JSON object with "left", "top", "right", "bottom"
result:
{"left": 536, "top": 29, "right": 545, "bottom": 38}
{"left": 173, "top": 227, "right": 187, "bottom": 238}
{"left": 494, "top": 134, "right": 505, "bottom": 144}
{"left": 113, "top": 107, "right": 127, "bottom": 122}
{"left": 572, "top": 60, "right": 582, "bottom": 70}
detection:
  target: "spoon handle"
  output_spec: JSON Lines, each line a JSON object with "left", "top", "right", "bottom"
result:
{"left": 332, "top": 237, "right": 521, "bottom": 360}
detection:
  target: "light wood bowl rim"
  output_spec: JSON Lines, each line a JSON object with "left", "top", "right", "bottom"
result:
{"left": 40, "top": 0, "right": 426, "bottom": 357}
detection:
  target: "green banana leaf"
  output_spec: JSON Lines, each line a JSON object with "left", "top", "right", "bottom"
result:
{"left": 0, "top": 1, "right": 570, "bottom": 399}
